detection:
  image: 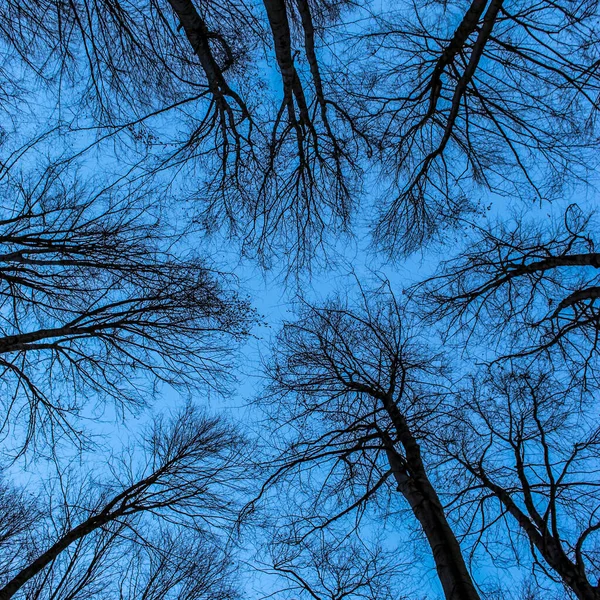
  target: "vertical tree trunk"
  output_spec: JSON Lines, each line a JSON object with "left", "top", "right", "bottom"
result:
{"left": 378, "top": 390, "right": 480, "bottom": 600}
{"left": 385, "top": 443, "right": 481, "bottom": 600}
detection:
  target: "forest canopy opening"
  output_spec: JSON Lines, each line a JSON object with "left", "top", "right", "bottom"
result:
{"left": 0, "top": 0, "right": 600, "bottom": 598}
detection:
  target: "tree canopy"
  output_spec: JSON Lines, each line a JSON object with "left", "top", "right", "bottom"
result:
{"left": 1, "top": 0, "right": 600, "bottom": 598}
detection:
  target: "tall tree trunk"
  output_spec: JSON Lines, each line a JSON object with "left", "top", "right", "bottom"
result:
{"left": 384, "top": 440, "right": 481, "bottom": 600}
{"left": 476, "top": 470, "right": 600, "bottom": 600}
{"left": 378, "top": 389, "right": 480, "bottom": 600}
{"left": 348, "top": 380, "right": 481, "bottom": 600}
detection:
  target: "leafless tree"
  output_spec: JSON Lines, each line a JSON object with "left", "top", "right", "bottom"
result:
{"left": 259, "top": 276, "right": 600, "bottom": 598}
{"left": 440, "top": 365, "right": 600, "bottom": 600}
{"left": 0, "top": 405, "right": 246, "bottom": 600}
{"left": 344, "top": 0, "right": 600, "bottom": 254}
{"left": 4, "top": 0, "right": 600, "bottom": 598}
{"left": 414, "top": 204, "right": 600, "bottom": 387}
{"left": 0, "top": 162, "right": 254, "bottom": 452}
{"left": 259, "top": 283, "right": 482, "bottom": 600}
{"left": 0, "top": 0, "right": 367, "bottom": 268}
{"left": 5, "top": 0, "right": 598, "bottom": 264}
{"left": 261, "top": 530, "right": 407, "bottom": 600}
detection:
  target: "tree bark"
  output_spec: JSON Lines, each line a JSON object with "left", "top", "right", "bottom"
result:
{"left": 347, "top": 379, "right": 480, "bottom": 600}
{"left": 455, "top": 252, "right": 600, "bottom": 303}
{"left": 262, "top": 0, "right": 310, "bottom": 122}
{"left": 427, "top": 0, "right": 491, "bottom": 114}
{"left": 167, "top": 0, "right": 229, "bottom": 94}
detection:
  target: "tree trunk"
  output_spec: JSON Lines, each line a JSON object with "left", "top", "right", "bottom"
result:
{"left": 385, "top": 443, "right": 481, "bottom": 600}
{"left": 378, "top": 388, "right": 480, "bottom": 600}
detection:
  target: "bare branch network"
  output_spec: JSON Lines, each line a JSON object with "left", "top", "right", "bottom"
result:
{"left": 0, "top": 0, "right": 600, "bottom": 598}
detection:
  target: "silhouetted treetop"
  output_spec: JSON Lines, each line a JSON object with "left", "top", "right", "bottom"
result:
{"left": 2, "top": 0, "right": 599, "bottom": 264}
{"left": 416, "top": 205, "right": 600, "bottom": 387}
{"left": 0, "top": 164, "right": 255, "bottom": 453}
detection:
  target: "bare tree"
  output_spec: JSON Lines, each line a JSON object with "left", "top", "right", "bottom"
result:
{"left": 260, "top": 277, "right": 600, "bottom": 598}
{"left": 0, "top": 0, "right": 257, "bottom": 162}
{"left": 259, "top": 284, "right": 481, "bottom": 600}
{"left": 262, "top": 530, "right": 407, "bottom": 600}
{"left": 344, "top": 0, "right": 600, "bottom": 253}
{"left": 414, "top": 205, "right": 600, "bottom": 387}
{"left": 0, "top": 405, "right": 246, "bottom": 600}
{"left": 4, "top": 0, "right": 600, "bottom": 598}
{"left": 6, "top": 0, "right": 598, "bottom": 264}
{"left": 440, "top": 365, "right": 600, "bottom": 600}
{"left": 0, "top": 162, "right": 254, "bottom": 452}
{"left": 0, "top": 0, "right": 367, "bottom": 268}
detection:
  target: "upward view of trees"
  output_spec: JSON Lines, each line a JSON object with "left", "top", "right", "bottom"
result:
{"left": 1, "top": 0, "right": 600, "bottom": 598}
